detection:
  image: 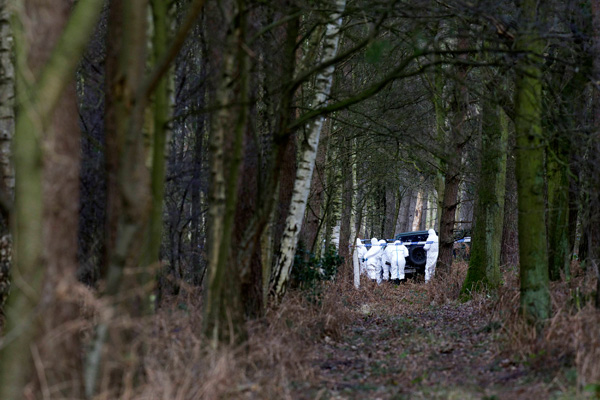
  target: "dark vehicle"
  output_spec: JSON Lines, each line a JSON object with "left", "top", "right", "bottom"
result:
{"left": 393, "top": 230, "right": 430, "bottom": 275}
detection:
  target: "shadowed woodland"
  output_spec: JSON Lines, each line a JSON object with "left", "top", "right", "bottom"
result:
{"left": 1, "top": 0, "right": 600, "bottom": 398}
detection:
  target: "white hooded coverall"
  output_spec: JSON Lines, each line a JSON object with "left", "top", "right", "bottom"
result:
{"left": 363, "top": 238, "right": 383, "bottom": 283}
{"left": 385, "top": 240, "right": 409, "bottom": 280}
{"left": 356, "top": 238, "right": 367, "bottom": 275}
{"left": 379, "top": 239, "right": 389, "bottom": 281}
{"left": 423, "top": 229, "right": 439, "bottom": 282}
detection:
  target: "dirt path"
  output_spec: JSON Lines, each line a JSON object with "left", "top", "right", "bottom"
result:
{"left": 291, "top": 283, "right": 574, "bottom": 400}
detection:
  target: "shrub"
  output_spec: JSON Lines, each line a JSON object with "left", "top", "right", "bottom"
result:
{"left": 291, "top": 245, "right": 343, "bottom": 299}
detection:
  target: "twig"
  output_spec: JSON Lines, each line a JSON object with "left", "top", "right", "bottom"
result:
{"left": 31, "top": 344, "right": 50, "bottom": 400}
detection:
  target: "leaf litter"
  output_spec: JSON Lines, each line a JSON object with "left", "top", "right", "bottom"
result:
{"left": 287, "top": 262, "right": 591, "bottom": 400}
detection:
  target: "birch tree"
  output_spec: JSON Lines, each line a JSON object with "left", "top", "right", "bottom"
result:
{"left": 0, "top": 0, "right": 14, "bottom": 308}
{"left": 203, "top": 0, "right": 249, "bottom": 344}
{"left": 271, "top": 0, "right": 347, "bottom": 301}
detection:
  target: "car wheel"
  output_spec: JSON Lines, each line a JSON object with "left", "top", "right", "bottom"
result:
{"left": 408, "top": 246, "right": 426, "bottom": 267}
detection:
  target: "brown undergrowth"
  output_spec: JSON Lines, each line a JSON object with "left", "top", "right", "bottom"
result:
{"left": 21, "top": 260, "right": 600, "bottom": 399}
{"left": 296, "top": 261, "right": 600, "bottom": 398}
{"left": 87, "top": 281, "right": 356, "bottom": 400}
{"left": 485, "top": 262, "right": 600, "bottom": 393}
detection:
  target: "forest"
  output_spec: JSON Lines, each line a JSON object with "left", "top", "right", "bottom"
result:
{"left": 0, "top": 0, "right": 599, "bottom": 398}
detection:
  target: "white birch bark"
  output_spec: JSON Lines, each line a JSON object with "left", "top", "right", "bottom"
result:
{"left": 272, "top": 0, "right": 346, "bottom": 299}
{"left": 412, "top": 189, "right": 424, "bottom": 231}
{"left": 0, "top": 1, "right": 14, "bottom": 194}
{"left": 0, "top": 0, "right": 14, "bottom": 308}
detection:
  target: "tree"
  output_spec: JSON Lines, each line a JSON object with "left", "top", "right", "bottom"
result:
{"left": 0, "top": 1, "right": 104, "bottom": 398}
{"left": 513, "top": 0, "right": 551, "bottom": 323}
{"left": 437, "top": 28, "right": 471, "bottom": 275}
{"left": 203, "top": 0, "right": 249, "bottom": 344}
{"left": 271, "top": 0, "right": 347, "bottom": 301}
{"left": 462, "top": 75, "right": 508, "bottom": 295}
{"left": 590, "top": 0, "right": 600, "bottom": 307}
{"left": 143, "top": 0, "right": 174, "bottom": 276}
{"left": 338, "top": 131, "right": 354, "bottom": 276}
{"left": 102, "top": 0, "right": 151, "bottom": 312}
{"left": 0, "top": 0, "right": 14, "bottom": 310}
{"left": 546, "top": 64, "right": 583, "bottom": 282}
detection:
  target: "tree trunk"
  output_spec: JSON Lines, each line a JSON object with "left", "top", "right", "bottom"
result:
{"left": 0, "top": 0, "right": 14, "bottom": 311}
{"left": 103, "top": 0, "right": 151, "bottom": 313}
{"left": 190, "top": 119, "right": 206, "bottom": 285}
{"left": 0, "top": 1, "right": 103, "bottom": 398}
{"left": 462, "top": 88, "right": 507, "bottom": 295}
{"left": 338, "top": 134, "right": 353, "bottom": 276}
{"left": 457, "top": 177, "right": 473, "bottom": 231}
{"left": 396, "top": 188, "right": 410, "bottom": 233}
{"left": 406, "top": 189, "right": 418, "bottom": 232}
{"left": 271, "top": 0, "right": 346, "bottom": 301}
{"left": 265, "top": 133, "right": 296, "bottom": 299}
{"left": 355, "top": 165, "right": 366, "bottom": 238}
{"left": 514, "top": 0, "right": 551, "bottom": 322}
{"left": 419, "top": 192, "right": 428, "bottom": 231}
{"left": 203, "top": 0, "right": 249, "bottom": 344}
{"left": 224, "top": 3, "right": 301, "bottom": 312}
{"left": 383, "top": 184, "right": 397, "bottom": 238}
{"left": 412, "top": 188, "right": 424, "bottom": 231}
{"left": 235, "top": 105, "right": 263, "bottom": 319}
{"left": 437, "top": 29, "right": 469, "bottom": 276}
{"left": 433, "top": 26, "right": 447, "bottom": 234}
{"left": 83, "top": 1, "right": 151, "bottom": 396}
{"left": 299, "top": 132, "right": 325, "bottom": 253}
{"left": 320, "top": 120, "right": 336, "bottom": 254}
{"left": 501, "top": 123, "right": 519, "bottom": 266}
{"left": 324, "top": 123, "right": 341, "bottom": 251}
{"left": 591, "top": 0, "right": 600, "bottom": 308}
{"left": 188, "top": 13, "right": 208, "bottom": 287}
{"left": 425, "top": 192, "right": 435, "bottom": 231}
{"left": 547, "top": 84, "right": 575, "bottom": 281}
{"left": 143, "top": 0, "right": 173, "bottom": 274}
{"left": 40, "top": 23, "right": 85, "bottom": 400}
{"left": 438, "top": 160, "right": 460, "bottom": 272}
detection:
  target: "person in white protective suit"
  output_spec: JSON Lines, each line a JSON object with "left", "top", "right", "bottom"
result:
{"left": 379, "top": 239, "right": 389, "bottom": 281}
{"left": 363, "top": 238, "right": 384, "bottom": 283}
{"left": 385, "top": 240, "right": 409, "bottom": 283}
{"left": 355, "top": 238, "right": 368, "bottom": 275}
{"left": 423, "top": 228, "right": 439, "bottom": 283}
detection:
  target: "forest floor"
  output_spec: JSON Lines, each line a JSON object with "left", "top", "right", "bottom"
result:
{"left": 280, "top": 263, "right": 593, "bottom": 400}
{"left": 113, "top": 261, "right": 599, "bottom": 400}
{"left": 292, "top": 284, "right": 571, "bottom": 399}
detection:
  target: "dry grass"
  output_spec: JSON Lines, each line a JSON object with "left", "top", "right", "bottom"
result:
{"left": 85, "top": 280, "right": 357, "bottom": 400}
{"left": 484, "top": 261, "right": 600, "bottom": 392}
{"left": 15, "top": 259, "right": 600, "bottom": 399}
{"left": 128, "top": 262, "right": 600, "bottom": 398}
{"left": 427, "top": 261, "right": 472, "bottom": 305}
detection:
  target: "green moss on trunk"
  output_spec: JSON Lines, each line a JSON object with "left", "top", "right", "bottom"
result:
{"left": 144, "top": 0, "right": 170, "bottom": 274}
{"left": 462, "top": 91, "right": 507, "bottom": 298}
{"left": 0, "top": 1, "right": 104, "bottom": 398}
{"left": 514, "top": 0, "right": 551, "bottom": 323}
